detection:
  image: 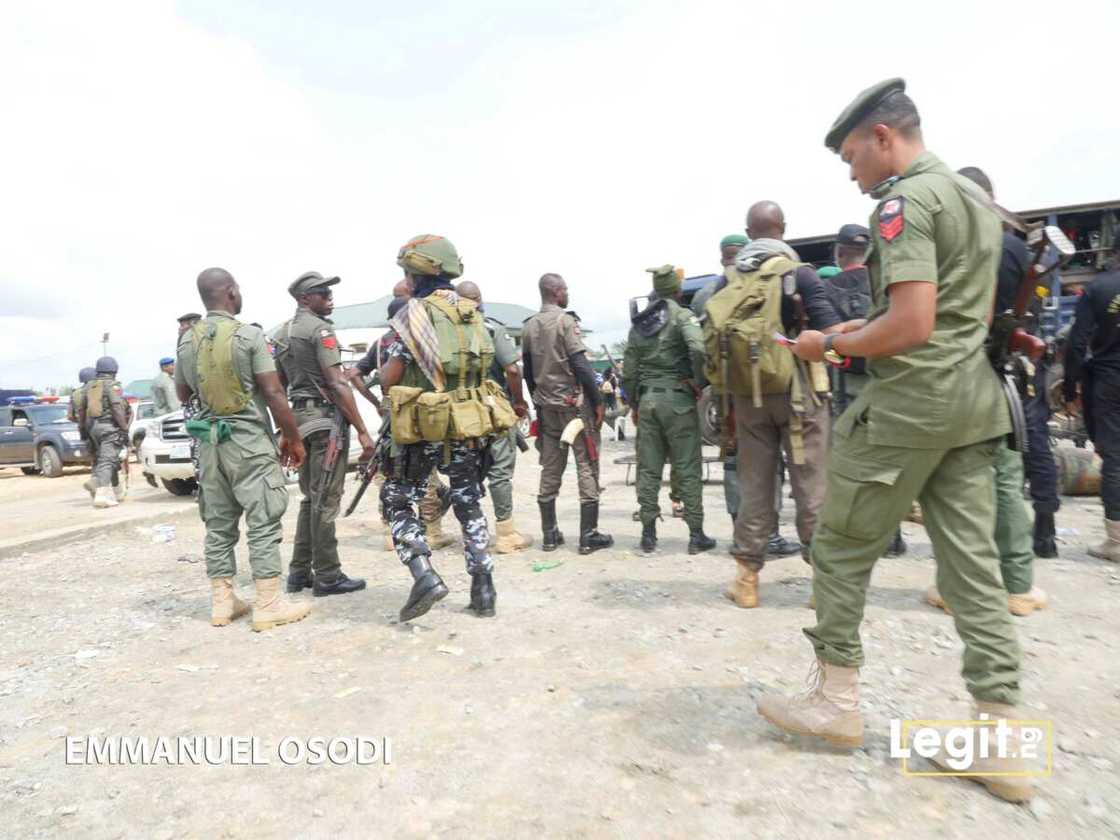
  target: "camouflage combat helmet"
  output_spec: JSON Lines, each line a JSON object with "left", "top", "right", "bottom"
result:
{"left": 95, "top": 356, "right": 119, "bottom": 375}
{"left": 396, "top": 234, "right": 463, "bottom": 279}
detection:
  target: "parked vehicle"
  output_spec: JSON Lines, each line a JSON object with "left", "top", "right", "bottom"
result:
{"left": 137, "top": 410, "right": 197, "bottom": 495}
{"left": 0, "top": 402, "right": 92, "bottom": 477}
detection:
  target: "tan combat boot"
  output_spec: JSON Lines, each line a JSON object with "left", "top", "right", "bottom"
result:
{"left": 425, "top": 517, "right": 457, "bottom": 550}
{"left": 725, "top": 559, "right": 759, "bottom": 608}
{"left": 494, "top": 518, "right": 533, "bottom": 554}
{"left": 93, "top": 486, "right": 119, "bottom": 508}
{"left": 210, "top": 577, "right": 249, "bottom": 627}
{"left": 927, "top": 701, "right": 1034, "bottom": 803}
{"left": 757, "top": 659, "right": 864, "bottom": 748}
{"left": 251, "top": 576, "right": 311, "bottom": 632}
{"left": 1088, "top": 518, "right": 1120, "bottom": 563}
{"left": 1008, "top": 586, "right": 1048, "bottom": 616}
{"left": 925, "top": 584, "right": 953, "bottom": 614}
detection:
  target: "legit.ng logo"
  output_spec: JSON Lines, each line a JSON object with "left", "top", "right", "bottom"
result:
{"left": 889, "top": 716, "right": 1053, "bottom": 777}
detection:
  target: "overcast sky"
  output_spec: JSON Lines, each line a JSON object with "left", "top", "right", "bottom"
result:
{"left": 3, "top": 0, "right": 1118, "bottom": 389}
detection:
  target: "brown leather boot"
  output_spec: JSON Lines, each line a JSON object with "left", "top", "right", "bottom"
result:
{"left": 251, "top": 576, "right": 311, "bottom": 632}
{"left": 925, "top": 584, "right": 952, "bottom": 614}
{"left": 725, "top": 559, "right": 759, "bottom": 608}
{"left": 494, "top": 518, "right": 533, "bottom": 554}
{"left": 927, "top": 701, "right": 1035, "bottom": 803}
{"left": 757, "top": 659, "right": 864, "bottom": 748}
{"left": 210, "top": 577, "right": 249, "bottom": 627}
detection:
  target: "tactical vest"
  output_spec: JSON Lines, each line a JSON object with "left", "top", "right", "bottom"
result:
{"left": 85, "top": 380, "right": 107, "bottom": 420}
{"left": 191, "top": 319, "right": 252, "bottom": 415}
{"left": 389, "top": 296, "right": 516, "bottom": 444}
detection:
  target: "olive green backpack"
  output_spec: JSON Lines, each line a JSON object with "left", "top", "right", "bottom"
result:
{"left": 191, "top": 319, "right": 252, "bottom": 415}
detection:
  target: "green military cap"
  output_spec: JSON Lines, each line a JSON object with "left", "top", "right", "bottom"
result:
{"left": 288, "top": 271, "right": 341, "bottom": 298}
{"left": 176, "top": 311, "right": 202, "bottom": 323}
{"left": 824, "top": 77, "right": 906, "bottom": 152}
{"left": 719, "top": 234, "right": 749, "bottom": 249}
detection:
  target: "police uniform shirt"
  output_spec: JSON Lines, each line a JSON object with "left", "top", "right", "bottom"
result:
{"left": 273, "top": 307, "right": 343, "bottom": 400}
{"left": 852, "top": 151, "right": 1011, "bottom": 450}
{"left": 521, "top": 303, "right": 588, "bottom": 407}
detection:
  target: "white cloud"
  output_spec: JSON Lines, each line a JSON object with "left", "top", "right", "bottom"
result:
{"left": 2, "top": 0, "right": 1117, "bottom": 387}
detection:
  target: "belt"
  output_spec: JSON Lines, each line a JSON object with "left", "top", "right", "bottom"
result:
{"left": 643, "top": 385, "right": 690, "bottom": 395}
{"left": 292, "top": 398, "right": 330, "bottom": 409}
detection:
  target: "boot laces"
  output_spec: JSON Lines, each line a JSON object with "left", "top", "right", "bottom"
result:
{"left": 796, "top": 660, "right": 825, "bottom": 700}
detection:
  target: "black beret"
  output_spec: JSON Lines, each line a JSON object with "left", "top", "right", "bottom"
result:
{"left": 176, "top": 312, "right": 202, "bottom": 323}
{"left": 836, "top": 224, "right": 870, "bottom": 245}
{"left": 288, "top": 271, "right": 341, "bottom": 298}
{"left": 824, "top": 78, "right": 906, "bottom": 152}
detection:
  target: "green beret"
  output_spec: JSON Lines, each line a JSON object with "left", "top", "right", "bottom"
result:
{"left": 824, "top": 77, "right": 905, "bottom": 152}
{"left": 719, "top": 234, "right": 749, "bottom": 249}
{"left": 647, "top": 264, "right": 682, "bottom": 297}
{"left": 288, "top": 271, "right": 341, "bottom": 298}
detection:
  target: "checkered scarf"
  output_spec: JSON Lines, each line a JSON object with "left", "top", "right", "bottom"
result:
{"left": 390, "top": 292, "right": 458, "bottom": 391}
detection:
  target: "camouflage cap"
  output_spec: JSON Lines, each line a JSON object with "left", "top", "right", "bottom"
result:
{"left": 647, "top": 264, "right": 684, "bottom": 297}
{"left": 288, "top": 271, "right": 341, "bottom": 298}
{"left": 397, "top": 234, "right": 463, "bottom": 279}
{"left": 824, "top": 77, "right": 905, "bottom": 152}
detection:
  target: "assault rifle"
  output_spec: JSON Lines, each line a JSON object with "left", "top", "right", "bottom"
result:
{"left": 312, "top": 387, "right": 350, "bottom": 514}
{"left": 343, "top": 414, "right": 390, "bottom": 518}
{"left": 988, "top": 222, "right": 1075, "bottom": 451}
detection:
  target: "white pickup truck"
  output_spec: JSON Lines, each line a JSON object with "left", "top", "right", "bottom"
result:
{"left": 136, "top": 410, "right": 197, "bottom": 495}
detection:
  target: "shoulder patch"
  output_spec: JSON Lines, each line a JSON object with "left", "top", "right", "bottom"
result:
{"left": 878, "top": 197, "right": 905, "bottom": 242}
{"left": 319, "top": 328, "right": 338, "bottom": 350}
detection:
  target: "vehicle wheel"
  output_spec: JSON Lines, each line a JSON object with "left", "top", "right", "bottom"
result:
{"left": 145, "top": 473, "right": 159, "bottom": 489}
{"left": 38, "top": 445, "right": 64, "bottom": 478}
{"left": 131, "top": 431, "right": 145, "bottom": 449}
{"left": 697, "top": 387, "right": 723, "bottom": 447}
{"left": 161, "top": 478, "right": 197, "bottom": 496}
{"left": 21, "top": 466, "right": 40, "bottom": 476}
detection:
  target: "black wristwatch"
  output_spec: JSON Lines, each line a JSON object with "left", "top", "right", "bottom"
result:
{"left": 823, "top": 334, "right": 846, "bottom": 367}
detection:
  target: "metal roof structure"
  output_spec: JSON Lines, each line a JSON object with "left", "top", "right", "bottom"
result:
{"left": 312, "top": 296, "right": 539, "bottom": 333}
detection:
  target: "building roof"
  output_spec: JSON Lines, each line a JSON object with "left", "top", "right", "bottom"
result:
{"left": 314, "top": 296, "right": 539, "bottom": 333}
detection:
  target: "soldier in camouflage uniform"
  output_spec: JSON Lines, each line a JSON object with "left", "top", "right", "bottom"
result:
{"left": 79, "top": 356, "right": 131, "bottom": 509}
{"left": 379, "top": 235, "right": 507, "bottom": 622}
{"left": 623, "top": 265, "right": 716, "bottom": 555}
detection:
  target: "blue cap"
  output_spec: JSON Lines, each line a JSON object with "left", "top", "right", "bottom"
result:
{"left": 159, "top": 357, "right": 175, "bottom": 367}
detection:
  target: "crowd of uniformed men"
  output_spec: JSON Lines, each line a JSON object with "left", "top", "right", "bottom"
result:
{"left": 62, "top": 78, "right": 1120, "bottom": 805}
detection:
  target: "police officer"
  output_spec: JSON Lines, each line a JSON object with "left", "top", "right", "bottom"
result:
{"left": 273, "top": 272, "right": 373, "bottom": 597}
{"left": 758, "top": 79, "right": 1030, "bottom": 802}
{"left": 522, "top": 273, "right": 613, "bottom": 554}
{"left": 176, "top": 267, "right": 310, "bottom": 631}
{"left": 824, "top": 223, "right": 907, "bottom": 558}
{"left": 151, "top": 357, "right": 182, "bottom": 416}
{"left": 457, "top": 280, "right": 534, "bottom": 553}
{"left": 69, "top": 366, "right": 98, "bottom": 500}
{"left": 177, "top": 313, "right": 204, "bottom": 487}
{"left": 1065, "top": 241, "right": 1120, "bottom": 562}
{"left": 379, "top": 234, "right": 505, "bottom": 621}
{"left": 623, "top": 265, "right": 715, "bottom": 554}
{"left": 79, "top": 356, "right": 131, "bottom": 509}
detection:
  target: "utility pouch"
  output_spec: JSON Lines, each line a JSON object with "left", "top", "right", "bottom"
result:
{"left": 388, "top": 386, "right": 424, "bottom": 445}
{"left": 449, "top": 389, "right": 493, "bottom": 440}
{"left": 482, "top": 380, "right": 517, "bottom": 433}
{"left": 417, "top": 391, "right": 452, "bottom": 441}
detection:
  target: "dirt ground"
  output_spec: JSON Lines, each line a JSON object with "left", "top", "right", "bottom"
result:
{"left": 2, "top": 436, "right": 1119, "bottom": 839}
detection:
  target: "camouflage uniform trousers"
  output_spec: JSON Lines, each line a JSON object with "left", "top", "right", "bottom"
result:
{"left": 380, "top": 441, "right": 493, "bottom": 574}
{"left": 90, "top": 423, "right": 125, "bottom": 488}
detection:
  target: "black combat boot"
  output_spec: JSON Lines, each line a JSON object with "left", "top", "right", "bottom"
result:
{"left": 313, "top": 571, "right": 368, "bottom": 597}
{"left": 468, "top": 571, "right": 496, "bottom": 618}
{"left": 688, "top": 526, "right": 716, "bottom": 555}
{"left": 1032, "top": 512, "right": 1058, "bottom": 558}
{"left": 640, "top": 519, "right": 657, "bottom": 553}
{"left": 539, "top": 499, "right": 564, "bottom": 552}
{"left": 578, "top": 502, "right": 614, "bottom": 555}
{"left": 399, "top": 555, "right": 449, "bottom": 622}
{"left": 286, "top": 570, "right": 313, "bottom": 593}
{"left": 884, "top": 528, "right": 907, "bottom": 558}
{"left": 767, "top": 530, "right": 802, "bottom": 558}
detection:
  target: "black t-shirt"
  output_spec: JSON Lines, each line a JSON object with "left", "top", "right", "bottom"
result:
{"left": 996, "top": 231, "right": 1030, "bottom": 314}
{"left": 782, "top": 265, "right": 842, "bottom": 333}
